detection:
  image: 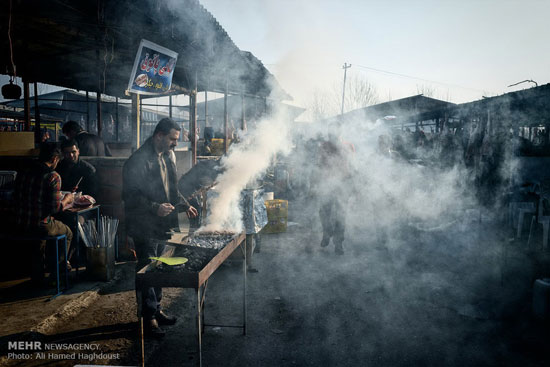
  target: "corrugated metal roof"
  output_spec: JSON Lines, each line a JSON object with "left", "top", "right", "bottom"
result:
{"left": 0, "top": 0, "right": 290, "bottom": 100}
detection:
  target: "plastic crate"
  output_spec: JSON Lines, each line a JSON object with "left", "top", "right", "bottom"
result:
{"left": 263, "top": 217, "right": 287, "bottom": 234}
{"left": 210, "top": 138, "right": 231, "bottom": 155}
{"left": 263, "top": 200, "right": 288, "bottom": 233}
{"left": 265, "top": 199, "right": 288, "bottom": 219}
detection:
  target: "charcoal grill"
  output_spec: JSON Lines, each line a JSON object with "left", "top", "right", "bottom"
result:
{"left": 136, "top": 231, "right": 247, "bottom": 367}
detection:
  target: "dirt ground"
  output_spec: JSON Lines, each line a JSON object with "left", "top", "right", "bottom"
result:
{"left": 1, "top": 202, "right": 550, "bottom": 367}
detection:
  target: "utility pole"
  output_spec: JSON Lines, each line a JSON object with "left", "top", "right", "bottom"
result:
{"left": 341, "top": 62, "right": 352, "bottom": 115}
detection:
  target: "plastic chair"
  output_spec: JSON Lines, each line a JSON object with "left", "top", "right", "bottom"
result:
{"left": 528, "top": 196, "right": 550, "bottom": 251}
{"left": 0, "top": 170, "right": 17, "bottom": 202}
{"left": 516, "top": 202, "right": 537, "bottom": 239}
{"left": 509, "top": 181, "right": 540, "bottom": 239}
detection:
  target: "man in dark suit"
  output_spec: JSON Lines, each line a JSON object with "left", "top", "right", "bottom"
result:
{"left": 123, "top": 118, "right": 198, "bottom": 337}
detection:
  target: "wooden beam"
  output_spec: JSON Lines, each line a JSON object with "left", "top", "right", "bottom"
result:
{"left": 23, "top": 80, "right": 31, "bottom": 132}
{"left": 34, "top": 82, "right": 41, "bottom": 144}
{"left": 224, "top": 83, "right": 229, "bottom": 154}
{"left": 131, "top": 94, "right": 140, "bottom": 151}
{"left": 190, "top": 92, "right": 197, "bottom": 166}
{"left": 97, "top": 92, "right": 102, "bottom": 137}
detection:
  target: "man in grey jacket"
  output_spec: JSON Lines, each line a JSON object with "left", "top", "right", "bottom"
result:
{"left": 123, "top": 118, "right": 198, "bottom": 337}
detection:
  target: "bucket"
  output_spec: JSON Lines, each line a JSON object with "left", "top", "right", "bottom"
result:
{"left": 86, "top": 246, "right": 115, "bottom": 281}
{"left": 532, "top": 278, "right": 550, "bottom": 320}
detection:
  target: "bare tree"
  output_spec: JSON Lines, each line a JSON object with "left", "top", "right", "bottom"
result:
{"left": 306, "top": 72, "right": 379, "bottom": 121}
{"left": 342, "top": 73, "right": 379, "bottom": 112}
{"left": 416, "top": 84, "right": 436, "bottom": 98}
{"left": 307, "top": 89, "right": 339, "bottom": 122}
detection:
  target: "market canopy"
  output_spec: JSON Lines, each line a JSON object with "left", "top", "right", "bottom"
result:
{"left": 0, "top": 0, "right": 290, "bottom": 100}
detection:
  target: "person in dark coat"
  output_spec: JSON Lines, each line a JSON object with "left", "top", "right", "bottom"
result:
{"left": 315, "top": 122, "right": 355, "bottom": 255}
{"left": 123, "top": 118, "right": 198, "bottom": 337}
{"left": 62, "top": 120, "right": 112, "bottom": 156}
{"left": 57, "top": 139, "right": 98, "bottom": 198}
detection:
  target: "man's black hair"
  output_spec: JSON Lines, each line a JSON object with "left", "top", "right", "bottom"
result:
{"left": 153, "top": 118, "right": 181, "bottom": 137}
{"left": 61, "top": 139, "right": 79, "bottom": 151}
{"left": 62, "top": 120, "right": 83, "bottom": 134}
{"left": 38, "top": 142, "right": 62, "bottom": 163}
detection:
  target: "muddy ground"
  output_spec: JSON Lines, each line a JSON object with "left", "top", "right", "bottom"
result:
{"left": 1, "top": 203, "right": 550, "bottom": 367}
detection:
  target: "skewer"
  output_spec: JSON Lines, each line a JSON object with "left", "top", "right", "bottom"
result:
{"left": 72, "top": 176, "right": 83, "bottom": 192}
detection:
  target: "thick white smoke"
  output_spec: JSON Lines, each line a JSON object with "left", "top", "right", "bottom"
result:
{"left": 200, "top": 107, "right": 293, "bottom": 232}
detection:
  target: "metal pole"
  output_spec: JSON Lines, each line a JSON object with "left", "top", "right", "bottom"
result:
{"left": 33, "top": 82, "right": 41, "bottom": 144}
{"left": 86, "top": 91, "right": 90, "bottom": 132}
{"left": 197, "top": 287, "right": 203, "bottom": 367}
{"left": 243, "top": 236, "right": 247, "bottom": 335}
{"left": 341, "top": 62, "right": 351, "bottom": 115}
{"left": 115, "top": 97, "right": 119, "bottom": 142}
{"left": 224, "top": 82, "right": 229, "bottom": 154}
{"left": 204, "top": 90, "right": 208, "bottom": 127}
{"left": 131, "top": 94, "right": 141, "bottom": 150}
{"left": 23, "top": 80, "right": 31, "bottom": 131}
{"left": 190, "top": 92, "right": 197, "bottom": 166}
{"left": 169, "top": 95, "right": 173, "bottom": 118}
{"left": 241, "top": 93, "right": 246, "bottom": 131}
{"left": 97, "top": 92, "right": 102, "bottom": 137}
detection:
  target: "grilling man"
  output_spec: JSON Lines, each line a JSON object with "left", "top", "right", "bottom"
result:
{"left": 123, "top": 118, "right": 198, "bottom": 338}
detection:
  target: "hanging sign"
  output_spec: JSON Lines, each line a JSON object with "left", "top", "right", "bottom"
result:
{"left": 128, "top": 39, "right": 178, "bottom": 95}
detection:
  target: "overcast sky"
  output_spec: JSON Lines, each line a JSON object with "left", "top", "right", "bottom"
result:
{"left": 200, "top": 0, "right": 550, "bottom": 108}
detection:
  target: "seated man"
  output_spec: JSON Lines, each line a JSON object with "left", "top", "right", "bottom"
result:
{"left": 57, "top": 139, "right": 98, "bottom": 198}
{"left": 12, "top": 143, "right": 74, "bottom": 283}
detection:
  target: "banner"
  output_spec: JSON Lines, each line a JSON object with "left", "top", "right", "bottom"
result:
{"left": 128, "top": 39, "right": 178, "bottom": 95}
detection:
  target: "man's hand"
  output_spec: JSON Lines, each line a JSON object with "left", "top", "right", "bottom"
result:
{"left": 61, "top": 192, "right": 74, "bottom": 210}
{"left": 186, "top": 206, "right": 199, "bottom": 218}
{"left": 157, "top": 203, "right": 175, "bottom": 217}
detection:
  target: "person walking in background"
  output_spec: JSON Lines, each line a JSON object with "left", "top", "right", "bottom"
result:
{"left": 315, "top": 122, "right": 355, "bottom": 255}
{"left": 123, "top": 118, "right": 198, "bottom": 338}
{"left": 62, "top": 120, "right": 112, "bottom": 156}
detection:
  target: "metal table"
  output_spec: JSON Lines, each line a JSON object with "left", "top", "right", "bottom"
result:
{"left": 136, "top": 231, "right": 247, "bottom": 367}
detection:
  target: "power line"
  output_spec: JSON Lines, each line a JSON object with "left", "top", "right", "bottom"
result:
{"left": 265, "top": 62, "right": 490, "bottom": 94}
{"left": 353, "top": 64, "right": 489, "bottom": 94}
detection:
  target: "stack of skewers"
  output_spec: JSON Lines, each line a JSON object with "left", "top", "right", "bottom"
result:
{"left": 79, "top": 216, "right": 119, "bottom": 248}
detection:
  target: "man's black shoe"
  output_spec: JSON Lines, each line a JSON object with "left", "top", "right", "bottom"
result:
{"left": 334, "top": 243, "right": 344, "bottom": 255}
{"left": 320, "top": 236, "right": 330, "bottom": 248}
{"left": 156, "top": 310, "right": 177, "bottom": 326}
{"left": 144, "top": 319, "right": 165, "bottom": 338}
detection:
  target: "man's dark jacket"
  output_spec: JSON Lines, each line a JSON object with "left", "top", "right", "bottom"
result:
{"left": 76, "top": 132, "right": 112, "bottom": 156}
{"left": 122, "top": 138, "right": 188, "bottom": 240}
{"left": 56, "top": 158, "right": 98, "bottom": 198}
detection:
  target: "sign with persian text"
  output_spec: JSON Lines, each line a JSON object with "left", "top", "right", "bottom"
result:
{"left": 128, "top": 39, "right": 178, "bottom": 95}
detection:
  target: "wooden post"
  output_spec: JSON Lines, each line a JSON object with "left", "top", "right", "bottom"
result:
{"left": 169, "top": 95, "right": 173, "bottom": 118}
{"left": 115, "top": 97, "right": 119, "bottom": 142}
{"left": 224, "top": 83, "right": 229, "bottom": 154}
{"left": 23, "top": 80, "right": 31, "bottom": 132}
{"left": 86, "top": 91, "right": 90, "bottom": 132}
{"left": 190, "top": 92, "right": 197, "bottom": 166}
{"left": 97, "top": 92, "right": 102, "bottom": 137}
{"left": 34, "top": 82, "right": 41, "bottom": 144}
{"left": 241, "top": 93, "right": 246, "bottom": 132}
{"left": 204, "top": 90, "right": 208, "bottom": 127}
{"left": 131, "top": 94, "right": 141, "bottom": 150}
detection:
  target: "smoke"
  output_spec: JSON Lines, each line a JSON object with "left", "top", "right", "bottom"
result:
{"left": 200, "top": 105, "right": 293, "bottom": 232}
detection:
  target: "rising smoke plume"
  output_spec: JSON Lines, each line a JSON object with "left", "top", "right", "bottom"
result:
{"left": 200, "top": 105, "right": 293, "bottom": 232}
